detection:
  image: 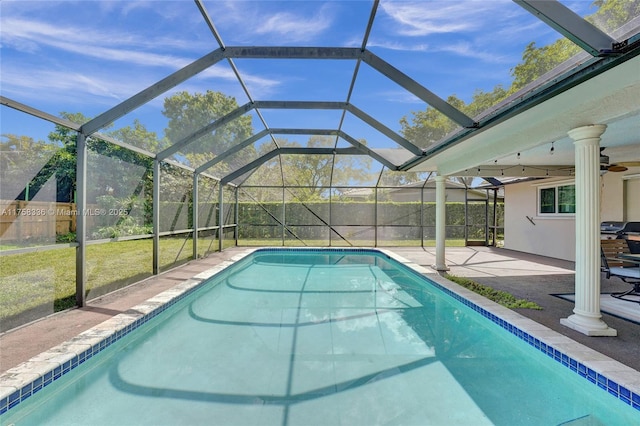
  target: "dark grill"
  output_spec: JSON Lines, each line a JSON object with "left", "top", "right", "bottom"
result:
{"left": 601, "top": 221, "right": 640, "bottom": 253}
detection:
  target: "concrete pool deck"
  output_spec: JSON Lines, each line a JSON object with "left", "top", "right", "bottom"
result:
{"left": 1, "top": 245, "right": 639, "bottom": 376}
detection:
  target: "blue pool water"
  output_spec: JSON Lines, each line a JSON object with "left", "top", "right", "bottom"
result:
{"left": 2, "top": 249, "right": 640, "bottom": 425}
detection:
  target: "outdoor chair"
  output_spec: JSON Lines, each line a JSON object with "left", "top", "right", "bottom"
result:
{"left": 601, "top": 239, "right": 640, "bottom": 302}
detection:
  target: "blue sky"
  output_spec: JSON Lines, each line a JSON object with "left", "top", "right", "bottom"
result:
{"left": 1, "top": 0, "right": 600, "bottom": 157}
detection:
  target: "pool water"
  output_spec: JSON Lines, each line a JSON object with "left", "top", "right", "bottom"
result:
{"left": 2, "top": 250, "right": 639, "bottom": 425}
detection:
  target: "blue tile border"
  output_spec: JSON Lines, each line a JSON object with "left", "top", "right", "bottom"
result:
{"left": 396, "top": 260, "right": 640, "bottom": 413}
{"left": 0, "top": 275, "right": 209, "bottom": 416}
{"left": 2, "top": 247, "right": 640, "bottom": 416}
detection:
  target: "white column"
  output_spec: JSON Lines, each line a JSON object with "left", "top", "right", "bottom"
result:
{"left": 433, "top": 175, "right": 449, "bottom": 271}
{"left": 560, "top": 124, "right": 616, "bottom": 336}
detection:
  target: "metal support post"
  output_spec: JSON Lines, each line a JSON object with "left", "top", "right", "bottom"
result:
{"left": 193, "top": 173, "right": 199, "bottom": 259}
{"left": 492, "top": 189, "right": 498, "bottom": 247}
{"left": 484, "top": 195, "right": 489, "bottom": 246}
{"left": 75, "top": 133, "right": 87, "bottom": 307}
{"left": 329, "top": 189, "right": 333, "bottom": 246}
{"left": 282, "top": 187, "right": 286, "bottom": 246}
{"left": 235, "top": 188, "right": 239, "bottom": 246}
{"left": 420, "top": 184, "right": 425, "bottom": 248}
{"left": 464, "top": 187, "right": 469, "bottom": 245}
{"left": 218, "top": 184, "right": 224, "bottom": 252}
{"left": 152, "top": 159, "right": 160, "bottom": 274}
{"left": 374, "top": 188, "right": 378, "bottom": 247}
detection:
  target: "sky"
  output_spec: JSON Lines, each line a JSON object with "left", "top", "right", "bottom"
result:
{"left": 1, "top": 0, "right": 603, "bottom": 162}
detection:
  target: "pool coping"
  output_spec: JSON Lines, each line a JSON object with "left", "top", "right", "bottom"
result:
{"left": 2, "top": 247, "right": 640, "bottom": 415}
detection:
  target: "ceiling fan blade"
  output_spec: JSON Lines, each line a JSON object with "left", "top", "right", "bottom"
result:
{"left": 608, "top": 165, "right": 628, "bottom": 172}
{"left": 617, "top": 161, "right": 640, "bottom": 167}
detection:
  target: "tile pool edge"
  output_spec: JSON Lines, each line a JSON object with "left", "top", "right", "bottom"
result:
{"left": 0, "top": 248, "right": 258, "bottom": 415}
{"left": 379, "top": 248, "right": 640, "bottom": 411}
{"left": 2, "top": 247, "right": 640, "bottom": 415}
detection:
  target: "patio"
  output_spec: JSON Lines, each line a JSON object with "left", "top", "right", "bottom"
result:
{"left": 2, "top": 246, "right": 639, "bottom": 374}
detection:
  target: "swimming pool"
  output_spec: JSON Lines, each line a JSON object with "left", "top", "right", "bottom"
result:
{"left": 1, "top": 248, "right": 640, "bottom": 425}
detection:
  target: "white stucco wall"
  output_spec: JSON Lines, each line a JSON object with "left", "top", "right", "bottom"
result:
{"left": 504, "top": 178, "right": 576, "bottom": 261}
{"left": 622, "top": 169, "right": 640, "bottom": 221}
{"left": 504, "top": 169, "right": 639, "bottom": 261}
{"left": 601, "top": 170, "right": 625, "bottom": 221}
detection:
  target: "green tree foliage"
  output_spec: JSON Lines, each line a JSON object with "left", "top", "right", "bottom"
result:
{"left": 162, "top": 90, "right": 254, "bottom": 168}
{"left": 399, "top": 95, "right": 465, "bottom": 149}
{"left": 400, "top": 0, "right": 636, "bottom": 147}
{"left": 111, "top": 118, "right": 167, "bottom": 154}
{"left": 591, "top": 0, "right": 640, "bottom": 32}
{"left": 240, "top": 135, "right": 375, "bottom": 201}
{"left": 508, "top": 39, "right": 580, "bottom": 95}
{"left": 11, "top": 112, "right": 89, "bottom": 202}
{"left": 282, "top": 138, "right": 334, "bottom": 199}
{"left": 0, "top": 134, "right": 60, "bottom": 200}
{"left": 508, "top": 0, "right": 637, "bottom": 94}
{"left": 399, "top": 88, "right": 508, "bottom": 148}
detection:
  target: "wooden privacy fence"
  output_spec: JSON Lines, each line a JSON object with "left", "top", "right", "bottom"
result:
{"left": 0, "top": 200, "right": 97, "bottom": 242}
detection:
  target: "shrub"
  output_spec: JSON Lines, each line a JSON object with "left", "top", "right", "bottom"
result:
{"left": 445, "top": 274, "right": 542, "bottom": 310}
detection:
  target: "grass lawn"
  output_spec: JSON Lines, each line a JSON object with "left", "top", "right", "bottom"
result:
{"left": 0, "top": 237, "right": 468, "bottom": 324}
{"left": 236, "top": 239, "right": 467, "bottom": 247}
{"left": 0, "top": 237, "right": 196, "bottom": 320}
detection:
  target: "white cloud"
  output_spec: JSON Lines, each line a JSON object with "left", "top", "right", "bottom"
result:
{"left": 1, "top": 17, "right": 208, "bottom": 67}
{"left": 0, "top": 12, "right": 281, "bottom": 107}
{"left": 379, "top": 1, "right": 488, "bottom": 36}
{"left": 2, "top": 59, "right": 281, "bottom": 110}
{"left": 375, "top": 1, "right": 533, "bottom": 64}
{"left": 212, "top": 1, "right": 336, "bottom": 43}
{"left": 366, "top": 39, "right": 431, "bottom": 52}
{"left": 2, "top": 65, "right": 142, "bottom": 105}
{"left": 367, "top": 38, "right": 510, "bottom": 64}
{"left": 255, "top": 9, "right": 332, "bottom": 41}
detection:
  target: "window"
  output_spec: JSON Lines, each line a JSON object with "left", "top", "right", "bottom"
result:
{"left": 538, "top": 184, "right": 575, "bottom": 215}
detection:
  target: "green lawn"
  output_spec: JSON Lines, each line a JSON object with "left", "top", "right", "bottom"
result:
{"left": 0, "top": 237, "right": 196, "bottom": 320}
{"left": 236, "top": 239, "right": 467, "bottom": 247}
{"left": 0, "top": 238, "right": 468, "bottom": 323}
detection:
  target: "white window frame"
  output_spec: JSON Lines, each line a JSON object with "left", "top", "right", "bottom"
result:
{"left": 534, "top": 180, "right": 576, "bottom": 217}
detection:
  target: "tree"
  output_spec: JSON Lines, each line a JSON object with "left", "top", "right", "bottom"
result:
{"left": 400, "top": 0, "right": 637, "bottom": 151}
{"left": 378, "top": 170, "right": 431, "bottom": 188}
{"left": 508, "top": 39, "right": 580, "bottom": 95}
{"left": 239, "top": 136, "right": 375, "bottom": 202}
{"left": 28, "top": 112, "right": 90, "bottom": 202}
{"left": 399, "top": 95, "right": 466, "bottom": 149}
{"left": 0, "top": 134, "right": 59, "bottom": 201}
{"left": 591, "top": 0, "right": 640, "bottom": 32}
{"left": 162, "top": 90, "right": 254, "bottom": 168}
{"left": 508, "top": 0, "right": 638, "bottom": 94}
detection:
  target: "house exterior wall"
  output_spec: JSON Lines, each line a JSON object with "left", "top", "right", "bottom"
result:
{"left": 504, "top": 178, "right": 576, "bottom": 261}
{"left": 622, "top": 168, "right": 640, "bottom": 221}
{"left": 504, "top": 168, "right": 639, "bottom": 261}
{"left": 601, "top": 170, "right": 625, "bottom": 221}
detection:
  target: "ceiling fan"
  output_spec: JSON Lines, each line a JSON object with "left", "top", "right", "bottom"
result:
{"left": 600, "top": 147, "right": 640, "bottom": 172}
